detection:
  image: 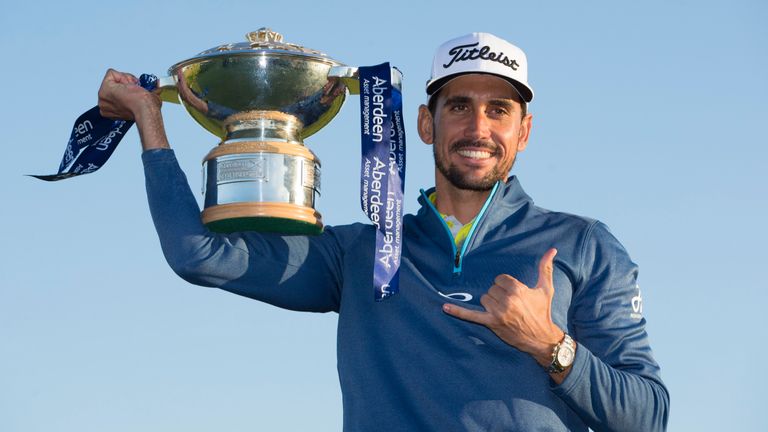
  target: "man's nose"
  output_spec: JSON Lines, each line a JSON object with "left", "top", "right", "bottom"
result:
{"left": 465, "top": 110, "right": 492, "bottom": 139}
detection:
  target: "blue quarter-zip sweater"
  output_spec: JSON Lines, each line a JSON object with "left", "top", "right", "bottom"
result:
{"left": 143, "top": 149, "right": 669, "bottom": 431}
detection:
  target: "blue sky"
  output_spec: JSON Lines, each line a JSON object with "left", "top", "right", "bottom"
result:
{"left": 1, "top": 0, "right": 766, "bottom": 430}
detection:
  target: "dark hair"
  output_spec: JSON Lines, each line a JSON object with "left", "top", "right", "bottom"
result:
{"left": 427, "top": 88, "right": 528, "bottom": 119}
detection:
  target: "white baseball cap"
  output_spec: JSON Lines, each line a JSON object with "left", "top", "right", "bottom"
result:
{"left": 426, "top": 32, "right": 534, "bottom": 103}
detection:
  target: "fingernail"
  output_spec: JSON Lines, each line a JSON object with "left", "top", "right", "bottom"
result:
{"left": 443, "top": 304, "right": 451, "bottom": 313}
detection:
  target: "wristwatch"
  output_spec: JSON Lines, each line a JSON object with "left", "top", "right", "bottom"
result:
{"left": 547, "top": 333, "right": 576, "bottom": 374}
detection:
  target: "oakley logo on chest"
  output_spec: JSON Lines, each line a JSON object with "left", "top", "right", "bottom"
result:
{"left": 438, "top": 291, "right": 473, "bottom": 302}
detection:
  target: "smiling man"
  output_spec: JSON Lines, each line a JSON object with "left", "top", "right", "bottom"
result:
{"left": 421, "top": 73, "right": 531, "bottom": 221}
{"left": 98, "top": 32, "right": 669, "bottom": 431}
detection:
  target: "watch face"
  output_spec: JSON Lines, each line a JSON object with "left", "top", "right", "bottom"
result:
{"left": 557, "top": 346, "right": 575, "bottom": 367}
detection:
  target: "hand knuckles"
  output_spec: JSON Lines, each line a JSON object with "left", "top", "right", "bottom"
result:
{"left": 480, "top": 293, "right": 492, "bottom": 308}
{"left": 507, "top": 296, "right": 523, "bottom": 310}
{"left": 488, "top": 285, "right": 505, "bottom": 298}
{"left": 544, "top": 265, "right": 553, "bottom": 277}
{"left": 494, "top": 274, "right": 514, "bottom": 286}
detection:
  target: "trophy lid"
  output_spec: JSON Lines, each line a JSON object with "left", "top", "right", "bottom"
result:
{"left": 164, "top": 28, "right": 349, "bottom": 142}
{"left": 176, "top": 28, "right": 338, "bottom": 65}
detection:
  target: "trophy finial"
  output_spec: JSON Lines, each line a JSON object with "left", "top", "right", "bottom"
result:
{"left": 247, "top": 28, "right": 284, "bottom": 44}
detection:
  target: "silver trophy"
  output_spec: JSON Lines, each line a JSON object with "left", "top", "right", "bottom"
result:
{"left": 156, "top": 28, "right": 400, "bottom": 234}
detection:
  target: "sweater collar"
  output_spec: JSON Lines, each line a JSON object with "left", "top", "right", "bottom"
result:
{"left": 417, "top": 175, "right": 533, "bottom": 217}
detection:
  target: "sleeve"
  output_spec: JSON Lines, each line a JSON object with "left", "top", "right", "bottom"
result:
{"left": 141, "top": 148, "right": 346, "bottom": 313}
{"left": 550, "top": 221, "right": 670, "bottom": 432}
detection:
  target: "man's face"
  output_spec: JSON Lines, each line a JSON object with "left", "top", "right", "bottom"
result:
{"left": 418, "top": 74, "right": 532, "bottom": 191}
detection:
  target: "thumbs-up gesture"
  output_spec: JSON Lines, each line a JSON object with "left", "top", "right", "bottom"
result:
{"left": 443, "top": 248, "right": 566, "bottom": 369}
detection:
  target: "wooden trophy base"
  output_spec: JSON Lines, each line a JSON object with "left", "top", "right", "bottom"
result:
{"left": 201, "top": 202, "right": 323, "bottom": 235}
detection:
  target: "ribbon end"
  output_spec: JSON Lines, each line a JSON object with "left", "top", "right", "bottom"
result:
{"left": 27, "top": 173, "right": 77, "bottom": 182}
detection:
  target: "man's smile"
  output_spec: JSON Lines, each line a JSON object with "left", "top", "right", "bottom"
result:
{"left": 452, "top": 139, "right": 500, "bottom": 162}
{"left": 456, "top": 149, "right": 493, "bottom": 159}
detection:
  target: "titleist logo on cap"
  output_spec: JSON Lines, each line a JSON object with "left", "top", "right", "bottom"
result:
{"left": 443, "top": 42, "right": 520, "bottom": 71}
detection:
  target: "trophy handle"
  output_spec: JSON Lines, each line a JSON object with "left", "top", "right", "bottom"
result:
{"left": 157, "top": 75, "right": 181, "bottom": 104}
{"left": 328, "top": 66, "right": 403, "bottom": 95}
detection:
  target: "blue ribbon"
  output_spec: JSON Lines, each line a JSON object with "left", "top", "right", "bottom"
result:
{"left": 358, "top": 63, "right": 406, "bottom": 301}
{"left": 31, "top": 74, "right": 158, "bottom": 181}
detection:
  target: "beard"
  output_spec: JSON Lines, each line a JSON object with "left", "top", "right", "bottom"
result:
{"left": 434, "top": 138, "right": 515, "bottom": 191}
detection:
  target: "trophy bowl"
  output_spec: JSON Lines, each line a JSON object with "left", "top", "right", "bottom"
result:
{"left": 158, "top": 28, "right": 351, "bottom": 235}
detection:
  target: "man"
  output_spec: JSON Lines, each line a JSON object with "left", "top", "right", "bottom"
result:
{"left": 99, "top": 32, "right": 669, "bottom": 431}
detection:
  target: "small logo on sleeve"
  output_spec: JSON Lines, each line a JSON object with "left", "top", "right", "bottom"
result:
{"left": 630, "top": 284, "right": 643, "bottom": 320}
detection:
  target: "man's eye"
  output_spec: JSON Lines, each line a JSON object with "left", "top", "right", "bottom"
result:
{"left": 489, "top": 107, "right": 509, "bottom": 116}
{"left": 449, "top": 104, "right": 468, "bottom": 112}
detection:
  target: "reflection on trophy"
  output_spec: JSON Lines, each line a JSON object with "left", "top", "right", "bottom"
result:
{"left": 156, "top": 28, "right": 375, "bottom": 235}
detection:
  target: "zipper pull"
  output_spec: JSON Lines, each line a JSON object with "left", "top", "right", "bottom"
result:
{"left": 452, "top": 250, "right": 463, "bottom": 278}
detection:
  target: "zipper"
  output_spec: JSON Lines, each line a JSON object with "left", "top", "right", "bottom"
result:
{"left": 421, "top": 181, "right": 500, "bottom": 277}
{"left": 421, "top": 189, "right": 459, "bottom": 273}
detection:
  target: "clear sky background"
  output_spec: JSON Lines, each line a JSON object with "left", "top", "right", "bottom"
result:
{"left": 1, "top": 0, "right": 766, "bottom": 430}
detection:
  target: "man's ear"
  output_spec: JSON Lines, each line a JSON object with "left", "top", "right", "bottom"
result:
{"left": 516, "top": 113, "right": 533, "bottom": 152}
{"left": 417, "top": 105, "right": 434, "bottom": 144}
